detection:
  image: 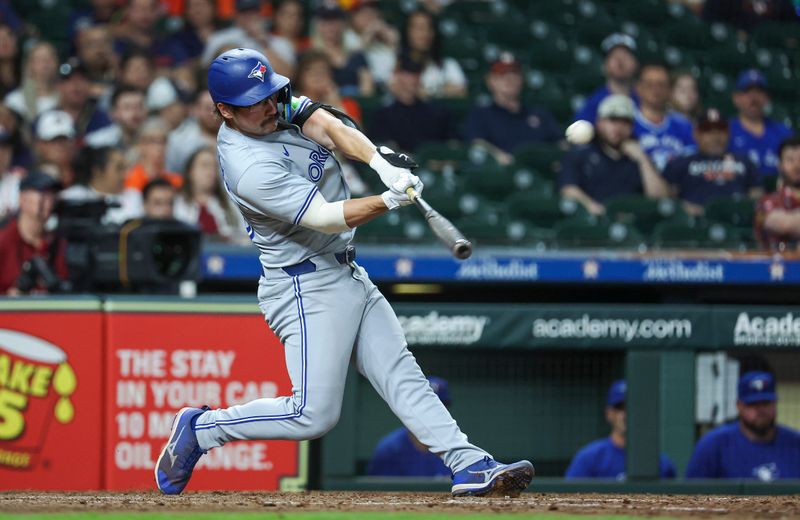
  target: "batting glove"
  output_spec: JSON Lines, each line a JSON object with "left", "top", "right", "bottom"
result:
{"left": 369, "top": 146, "right": 419, "bottom": 189}
{"left": 381, "top": 171, "right": 424, "bottom": 210}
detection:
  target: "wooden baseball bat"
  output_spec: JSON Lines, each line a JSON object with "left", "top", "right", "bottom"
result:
{"left": 406, "top": 187, "right": 472, "bottom": 260}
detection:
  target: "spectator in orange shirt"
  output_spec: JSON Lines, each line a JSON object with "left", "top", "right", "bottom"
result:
{"left": 124, "top": 118, "right": 183, "bottom": 192}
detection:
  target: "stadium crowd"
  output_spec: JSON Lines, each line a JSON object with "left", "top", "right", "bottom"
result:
{"left": 0, "top": 0, "right": 798, "bottom": 294}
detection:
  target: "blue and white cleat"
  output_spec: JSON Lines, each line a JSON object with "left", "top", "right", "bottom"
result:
{"left": 155, "top": 406, "right": 209, "bottom": 495}
{"left": 451, "top": 456, "right": 535, "bottom": 497}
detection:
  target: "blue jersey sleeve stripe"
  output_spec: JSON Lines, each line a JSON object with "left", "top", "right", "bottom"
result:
{"left": 293, "top": 186, "right": 319, "bottom": 225}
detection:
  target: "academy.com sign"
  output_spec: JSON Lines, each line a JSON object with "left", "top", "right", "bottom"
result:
{"left": 532, "top": 315, "right": 692, "bottom": 343}
{"left": 398, "top": 312, "right": 489, "bottom": 345}
{"left": 733, "top": 312, "right": 800, "bottom": 346}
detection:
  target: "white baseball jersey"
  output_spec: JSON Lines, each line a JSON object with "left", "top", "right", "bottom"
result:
{"left": 217, "top": 96, "right": 353, "bottom": 268}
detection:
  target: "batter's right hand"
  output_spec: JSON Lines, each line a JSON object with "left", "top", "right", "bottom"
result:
{"left": 381, "top": 172, "right": 424, "bottom": 210}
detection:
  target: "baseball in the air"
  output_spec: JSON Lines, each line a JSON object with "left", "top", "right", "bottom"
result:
{"left": 565, "top": 120, "right": 594, "bottom": 145}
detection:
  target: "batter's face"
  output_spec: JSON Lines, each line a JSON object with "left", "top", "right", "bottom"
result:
{"left": 737, "top": 400, "right": 776, "bottom": 438}
{"left": 780, "top": 146, "right": 800, "bottom": 188}
{"left": 218, "top": 94, "right": 279, "bottom": 137}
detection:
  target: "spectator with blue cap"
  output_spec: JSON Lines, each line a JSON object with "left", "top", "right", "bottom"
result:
{"left": 367, "top": 376, "right": 452, "bottom": 477}
{"left": 686, "top": 371, "right": 800, "bottom": 480}
{"left": 728, "top": 69, "right": 793, "bottom": 178}
{"left": 565, "top": 379, "right": 676, "bottom": 479}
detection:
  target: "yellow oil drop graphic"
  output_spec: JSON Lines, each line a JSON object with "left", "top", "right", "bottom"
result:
{"left": 55, "top": 397, "right": 74, "bottom": 424}
{"left": 52, "top": 363, "right": 77, "bottom": 424}
{"left": 53, "top": 363, "right": 77, "bottom": 396}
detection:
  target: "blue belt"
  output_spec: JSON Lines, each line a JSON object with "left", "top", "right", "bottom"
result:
{"left": 281, "top": 246, "right": 356, "bottom": 276}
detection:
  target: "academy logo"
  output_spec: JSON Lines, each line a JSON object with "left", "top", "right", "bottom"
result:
{"left": 532, "top": 315, "right": 692, "bottom": 342}
{"left": 733, "top": 312, "right": 800, "bottom": 346}
{"left": 398, "top": 312, "right": 489, "bottom": 345}
{"left": 248, "top": 61, "right": 267, "bottom": 82}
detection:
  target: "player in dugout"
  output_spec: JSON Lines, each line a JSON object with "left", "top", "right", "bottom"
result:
{"left": 154, "top": 48, "right": 533, "bottom": 498}
{"left": 565, "top": 379, "right": 676, "bottom": 479}
{"left": 686, "top": 371, "right": 800, "bottom": 480}
{"left": 368, "top": 376, "right": 452, "bottom": 477}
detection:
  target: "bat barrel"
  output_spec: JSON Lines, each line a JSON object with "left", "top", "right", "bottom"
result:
{"left": 453, "top": 239, "right": 473, "bottom": 260}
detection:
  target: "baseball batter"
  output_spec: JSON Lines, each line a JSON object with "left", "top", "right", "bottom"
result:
{"left": 155, "top": 48, "right": 533, "bottom": 497}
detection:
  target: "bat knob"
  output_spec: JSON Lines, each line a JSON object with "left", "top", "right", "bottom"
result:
{"left": 453, "top": 239, "right": 473, "bottom": 260}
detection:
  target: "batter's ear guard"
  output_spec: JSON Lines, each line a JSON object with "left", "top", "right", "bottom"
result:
{"left": 377, "top": 145, "right": 418, "bottom": 170}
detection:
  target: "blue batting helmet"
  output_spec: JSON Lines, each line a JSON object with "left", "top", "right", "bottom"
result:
{"left": 207, "top": 48, "right": 291, "bottom": 110}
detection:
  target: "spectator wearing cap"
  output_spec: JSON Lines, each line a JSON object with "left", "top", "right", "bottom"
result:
{"left": 662, "top": 108, "right": 762, "bottom": 217}
{"left": 566, "top": 379, "right": 676, "bottom": 479}
{"left": 146, "top": 77, "right": 187, "bottom": 131}
{"left": 85, "top": 86, "right": 147, "bottom": 153}
{"left": 165, "top": 90, "right": 220, "bottom": 174}
{"left": 0, "top": 170, "right": 67, "bottom": 295}
{"left": 754, "top": 137, "right": 800, "bottom": 251}
{"left": 633, "top": 63, "right": 696, "bottom": 172}
{"left": 56, "top": 58, "right": 112, "bottom": 139}
{"left": 33, "top": 110, "right": 78, "bottom": 187}
{"left": 367, "top": 376, "right": 452, "bottom": 477}
{"left": 728, "top": 69, "right": 793, "bottom": 178}
{"left": 560, "top": 95, "right": 668, "bottom": 216}
{"left": 343, "top": 0, "right": 400, "bottom": 89}
{"left": 399, "top": 8, "right": 467, "bottom": 99}
{"left": 311, "top": 4, "right": 374, "bottom": 97}
{"left": 201, "top": 0, "right": 294, "bottom": 77}
{"left": 368, "top": 55, "right": 455, "bottom": 154}
{"left": 3, "top": 41, "right": 59, "bottom": 124}
{"left": 124, "top": 117, "right": 183, "bottom": 193}
{"left": 464, "top": 52, "right": 561, "bottom": 164}
{"left": 61, "top": 146, "right": 143, "bottom": 225}
{"left": 574, "top": 33, "right": 640, "bottom": 124}
{"left": 686, "top": 371, "right": 800, "bottom": 480}
{"left": 68, "top": 0, "right": 116, "bottom": 42}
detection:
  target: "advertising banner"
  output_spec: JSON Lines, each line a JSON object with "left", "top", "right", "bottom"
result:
{"left": 0, "top": 299, "right": 104, "bottom": 490}
{"left": 394, "top": 304, "right": 712, "bottom": 350}
{"left": 104, "top": 299, "right": 306, "bottom": 491}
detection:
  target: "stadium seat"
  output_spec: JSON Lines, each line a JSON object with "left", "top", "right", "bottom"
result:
{"left": 506, "top": 194, "right": 590, "bottom": 228}
{"left": 604, "top": 195, "right": 685, "bottom": 234}
{"left": 414, "top": 142, "right": 471, "bottom": 170}
{"left": 513, "top": 143, "right": 565, "bottom": 182}
{"left": 704, "top": 197, "right": 756, "bottom": 230}
{"left": 621, "top": 0, "right": 671, "bottom": 26}
{"left": 456, "top": 212, "right": 512, "bottom": 244}
{"left": 553, "top": 220, "right": 644, "bottom": 249}
{"left": 703, "top": 44, "right": 756, "bottom": 76}
{"left": 651, "top": 220, "right": 746, "bottom": 249}
{"left": 356, "top": 210, "right": 405, "bottom": 243}
{"left": 751, "top": 21, "right": 800, "bottom": 50}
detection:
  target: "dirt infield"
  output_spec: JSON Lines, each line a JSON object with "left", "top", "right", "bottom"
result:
{"left": 1, "top": 491, "right": 799, "bottom": 518}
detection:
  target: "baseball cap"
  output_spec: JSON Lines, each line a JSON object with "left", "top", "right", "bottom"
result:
{"left": 601, "top": 33, "right": 637, "bottom": 56}
{"left": 738, "top": 371, "right": 777, "bottom": 404}
{"left": 490, "top": 51, "right": 521, "bottom": 75}
{"left": 735, "top": 69, "right": 768, "bottom": 92}
{"left": 235, "top": 0, "right": 262, "bottom": 11}
{"left": 428, "top": 376, "right": 451, "bottom": 407}
{"left": 147, "top": 77, "right": 179, "bottom": 111}
{"left": 34, "top": 110, "right": 76, "bottom": 141}
{"left": 697, "top": 107, "right": 729, "bottom": 131}
{"left": 597, "top": 94, "right": 635, "bottom": 120}
{"left": 58, "top": 58, "right": 87, "bottom": 80}
{"left": 607, "top": 379, "right": 626, "bottom": 407}
{"left": 19, "top": 171, "right": 62, "bottom": 192}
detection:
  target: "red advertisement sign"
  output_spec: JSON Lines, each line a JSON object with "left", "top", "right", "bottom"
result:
{"left": 104, "top": 307, "right": 304, "bottom": 491}
{"left": 0, "top": 306, "right": 104, "bottom": 490}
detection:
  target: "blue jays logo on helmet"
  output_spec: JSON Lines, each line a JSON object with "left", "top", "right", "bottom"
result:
{"left": 248, "top": 61, "right": 267, "bottom": 82}
{"left": 207, "top": 48, "right": 291, "bottom": 109}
